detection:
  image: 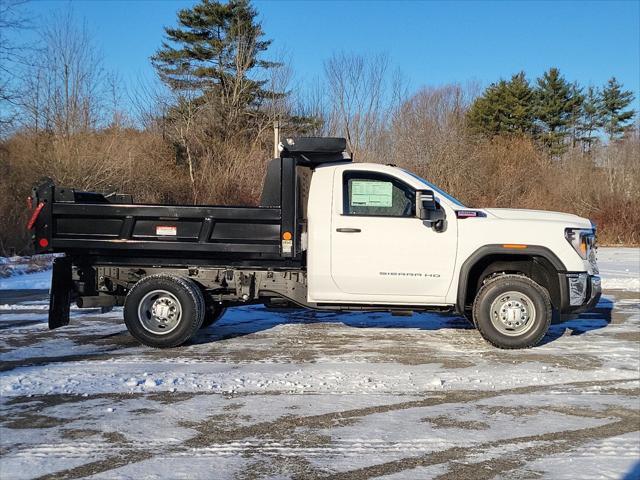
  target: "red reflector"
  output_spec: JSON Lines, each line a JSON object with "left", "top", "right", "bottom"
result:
{"left": 27, "top": 196, "right": 33, "bottom": 210}
{"left": 26, "top": 201, "right": 45, "bottom": 230}
{"left": 38, "top": 238, "right": 49, "bottom": 248}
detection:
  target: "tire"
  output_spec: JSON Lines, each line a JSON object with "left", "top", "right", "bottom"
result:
{"left": 472, "top": 274, "right": 551, "bottom": 349}
{"left": 201, "top": 303, "right": 227, "bottom": 329}
{"left": 124, "top": 274, "right": 205, "bottom": 348}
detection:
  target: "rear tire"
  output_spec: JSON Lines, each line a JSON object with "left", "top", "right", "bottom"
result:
{"left": 124, "top": 274, "right": 205, "bottom": 348}
{"left": 472, "top": 274, "right": 551, "bottom": 349}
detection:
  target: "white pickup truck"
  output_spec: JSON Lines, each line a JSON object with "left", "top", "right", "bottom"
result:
{"left": 31, "top": 137, "right": 601, "bottom": 349}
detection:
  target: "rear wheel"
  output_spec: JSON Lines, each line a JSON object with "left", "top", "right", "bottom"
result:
{"left": 472, "top": 274, "right": 551, "bottom": 349}
{"left": 124, "top": 274, "right": 204, "bottom": 348}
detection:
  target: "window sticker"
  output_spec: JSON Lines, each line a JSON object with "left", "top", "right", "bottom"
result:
{"left": 351, "top": 180, "right": 393, "bottom": 207}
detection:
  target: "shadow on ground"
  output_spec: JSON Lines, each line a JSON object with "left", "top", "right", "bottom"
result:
{"left": 541, "top": 296, "right": 614, "bottom": 345}
{"left": 623, "top": 460, "right": 640, "bottom": 480}
{"left": 194, "top": 296, "right": 614, "bottom": 346}
{"left": 0, "top": 289, "right": 618, "bottom": 350}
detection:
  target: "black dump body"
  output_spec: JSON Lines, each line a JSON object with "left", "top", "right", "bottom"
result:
{"left": 28, "top": 137, "right": 350, "bottom": 268}
{"left": 31, "top": 183, "right": 286, "bottom": 264}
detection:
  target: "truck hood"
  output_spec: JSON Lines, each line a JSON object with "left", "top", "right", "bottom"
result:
{"left": 483, "top": 208, "right": 592, "bottom": 228}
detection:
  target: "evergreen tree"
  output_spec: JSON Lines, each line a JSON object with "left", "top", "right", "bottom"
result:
{"left": 534, "top": 67, "right": 581, "bottom": 155}
{"left": 151, "top": 0, "right": 282, "bottom": 137}
{"left": 576, "top": 86, "right": 602, "bottom": 152}
{"left": 600, "top": 77, "right": 636, "bottom": 141}
{"left": 467, "top": 72, "right": 535, "bottom": 137}
{"left": 567, "top": 82, "right": 584, "bottom": 149}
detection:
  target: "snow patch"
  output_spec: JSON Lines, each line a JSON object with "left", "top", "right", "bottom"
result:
{"left": 0, "top": 268, "right": 52, "bottom": 290}
{"left": 598, "top": 247, "right": 640, "bottom": 292}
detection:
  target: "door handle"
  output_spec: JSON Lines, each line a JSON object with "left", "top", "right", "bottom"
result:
{"left": 336, "top": 228, "right": 361, "bottom": 233}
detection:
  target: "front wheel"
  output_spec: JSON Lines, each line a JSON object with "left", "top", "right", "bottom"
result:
{"left": 472, "top": 274, "right": 551, "bottom": 349}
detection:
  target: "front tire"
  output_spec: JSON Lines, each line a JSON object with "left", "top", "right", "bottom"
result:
{"left": 124, "top": 274, "right": 205, "bottom": 348}
{"left": 472, "top": 274, "right": 551, "bottom": 349}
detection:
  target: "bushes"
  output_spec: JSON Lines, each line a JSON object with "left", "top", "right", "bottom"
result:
{"left": 0, "top": 126, "right": 273, "bottom": 255}
{"left": 591, "top": 197, "right": 640, "bottom": 245}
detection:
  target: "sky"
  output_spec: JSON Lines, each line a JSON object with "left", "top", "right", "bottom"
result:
{"left": 10, "top": 0, "right": 640, "bottom": 107}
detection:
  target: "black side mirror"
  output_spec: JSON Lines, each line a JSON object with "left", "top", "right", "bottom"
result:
{"left": 417, "top": 190, "right": 445, "bottom": 230}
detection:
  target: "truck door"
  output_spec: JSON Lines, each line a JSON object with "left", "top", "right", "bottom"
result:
{"left": 330, "top": 169, "right": 457, "bottom": 301}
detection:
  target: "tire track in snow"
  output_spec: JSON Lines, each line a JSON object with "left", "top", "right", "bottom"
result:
{"left": 328, "top": 417, "right": 640, "bottom": 480}
{"left": 29, "top": 377, "right": 639, "bottom": 480}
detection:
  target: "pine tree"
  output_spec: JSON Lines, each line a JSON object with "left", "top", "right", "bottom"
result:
{"left": 467, "top": 80, "right": 507, "bottom": 136}
{"left": 504, "top": 72, "right": 537, "bottom": 135}
{"left": 576, "top": 86, "right": 602, "bottom": 152}
{"left": 534, "top": 68, "right": 581, "bottom": 155}
{"left": 151, "top": 0, "right": 282, "bottom": 137}
{"left": 567, "top": 82, "right": 584, "bottom": 149}
{"left": 600, "top": 77, "right": 636, "bottom": 141}
{"left": 467, "top": 72, "right": 535, "bottom": 137}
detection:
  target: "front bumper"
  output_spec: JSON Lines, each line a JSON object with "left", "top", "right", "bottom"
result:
{"left": 559, "top": 273, "right": 602, "bottom": 313}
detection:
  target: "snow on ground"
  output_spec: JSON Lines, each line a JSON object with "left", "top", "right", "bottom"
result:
{"left": 0, "top": 268, "right": 52, "bottom": 290}
{"left": 0, "top": 248, "right": 639, "bottom": 479}
{"left": 0, "top": 298, "right": 638, "bottom": 398}
{"left": 0, "top": 256, "right": 54, "bottom": 290}
{"left": 598, "top": 247, "right": 640, "bottom": 291}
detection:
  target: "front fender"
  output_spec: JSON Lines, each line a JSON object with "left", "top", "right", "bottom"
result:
{"left": 455, "top": 244, "right": 566, "bottom": 314}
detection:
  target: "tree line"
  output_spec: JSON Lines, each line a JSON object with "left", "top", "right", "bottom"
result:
{"left": 0, "top": 0, "right": 638, "bottom": 254}
{"left": 467, "top": 69, "right": 635, "bottom": 155}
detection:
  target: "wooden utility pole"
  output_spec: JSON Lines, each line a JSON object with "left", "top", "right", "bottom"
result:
{"left": 273, "top": 120, "right": 280, "bottom": 158}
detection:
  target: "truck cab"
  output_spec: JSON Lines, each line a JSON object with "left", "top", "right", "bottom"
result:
{"left": 30, "top": 137, "right": 601, "bottom": 350}
{"left": 307, "top": 160, "right": 599, "bottom": 306}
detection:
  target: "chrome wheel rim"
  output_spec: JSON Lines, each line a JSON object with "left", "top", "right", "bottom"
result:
{"left": 489, "top": 291, "right": 536, "bottom": 336}
{"left": 138, "top": 290, "right": 182, "bottom": 335}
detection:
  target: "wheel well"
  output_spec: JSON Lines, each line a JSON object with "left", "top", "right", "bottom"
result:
{"left": 462, "top": 254, "right": 561, "bottom": 311}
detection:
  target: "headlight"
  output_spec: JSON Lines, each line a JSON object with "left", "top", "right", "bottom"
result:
{"left": 565, "top": 228, "right": 595, "bottom": 260}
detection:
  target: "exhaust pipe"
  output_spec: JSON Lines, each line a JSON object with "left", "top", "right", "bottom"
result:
{"left": 76, "top": 296, "right": 116, "bottom": 308}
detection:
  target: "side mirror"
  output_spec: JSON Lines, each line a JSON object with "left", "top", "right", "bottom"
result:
{"left": 417, "top": 190, "right": 445, "bottom": 230}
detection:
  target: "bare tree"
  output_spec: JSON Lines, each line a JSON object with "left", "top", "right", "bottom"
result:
{"left": 600, "top": 127, "right": 640, "bottom": 197}
{"left": 249, "top": 48, "right": 294, "bottom": 147}
{"left": 324, "top": 52, "right": 390, "bottom": 158}
{"left": 0, "top": 0, "right": 31, "bottom": 136}
{"left": 20, "top": 10, "right": 106, "bottom": 136}
{"left": 293, "top": 75, "right": 329, "bottom": 136}
{"left": 388, "top": 84, "right": 478, "bottom": 194}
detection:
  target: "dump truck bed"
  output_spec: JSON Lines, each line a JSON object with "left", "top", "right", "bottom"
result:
{"left": 30, "top": 181, "right": 293, "bottom": 265}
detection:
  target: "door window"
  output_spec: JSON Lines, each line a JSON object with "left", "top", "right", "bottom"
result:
{"left": 343, "top": 171, "right": 415, "bottom": 217}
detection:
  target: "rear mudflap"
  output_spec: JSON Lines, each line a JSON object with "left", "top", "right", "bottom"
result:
{"left": 49, "top": 257, "right": 73, "bottom": 329}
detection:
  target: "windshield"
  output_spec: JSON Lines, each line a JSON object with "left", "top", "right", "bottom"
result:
{"left": 401, "top": 169, "right": 467, "bottom": 208}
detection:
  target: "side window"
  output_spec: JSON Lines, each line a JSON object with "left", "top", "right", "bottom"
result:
{"left": 343, "top": 171, "right": 415, "bottom": 217}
